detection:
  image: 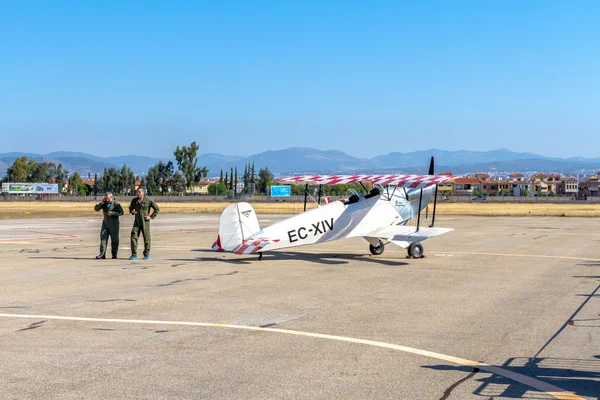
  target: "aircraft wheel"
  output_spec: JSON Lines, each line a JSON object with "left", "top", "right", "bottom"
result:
{"left": 408, "top": 243, "right": 424, "bottom": 258}
{"left": 369, "top": 241, "right": 385, "bottom": 255}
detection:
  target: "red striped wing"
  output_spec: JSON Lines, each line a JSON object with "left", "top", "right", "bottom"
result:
{"left": 278, "top": 174, "right": 458, "bottom": 189}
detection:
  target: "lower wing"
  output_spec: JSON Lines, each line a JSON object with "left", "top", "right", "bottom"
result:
{"left": 365, "top": 225, "right": 453, "bottom": 249}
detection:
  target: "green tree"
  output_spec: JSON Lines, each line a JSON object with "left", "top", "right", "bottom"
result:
{"left": 207, "top": 182, "right": 227, "bottom": 195}
{"left": 28, "top": 162, "right": 57, "bottom": 183}
{"left": 55, "top": 163, "right": 68, "bottom": 185}
{"left": 93, "top": 173, "right": 99, "bottom": 195}
{"left": 219, "top": 169, "right": 224, "bottom": 183}
{"left": 7, "top": 156, "right": 29, "bottom": 182}
{"left": 145, "top": 165, "right": 160, "bottom": 195}
{"left": 234, "top": 167, "right": 238, "bottom": 194}
{"left": 257, "top": 167, "right": 273, "bottom": 194}
{"left": 171, "top": 172, "right": 187, "bottom": 195}
{"left": 174, "top": 141, "right": 208, "bottom": 190}
{"left": 70, "top": 172, "right": 84, "bottom": 196}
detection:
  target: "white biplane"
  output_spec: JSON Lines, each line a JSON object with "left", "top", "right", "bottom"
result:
{"left": 212, "top": 158, "right": 457, "bottom": 260}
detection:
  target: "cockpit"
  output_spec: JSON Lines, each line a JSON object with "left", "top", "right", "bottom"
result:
{"left": 364, "top": 186, "right": 382, "bottom": 199}
{"left": 344, "top": 189, "right": 361, "bottom": 205}
{"left": 343, "top": 186, "right": 382, "bottom": 205}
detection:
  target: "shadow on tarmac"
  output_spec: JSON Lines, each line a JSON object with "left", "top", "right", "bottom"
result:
{"left": 423, "top": 283, "right": 600, "bottom": 399}
{"left": 175, "top": 250, "right": 410, "bottom": 267}
{"left": 423, "top": 357, "right": 600, "bottom": 399}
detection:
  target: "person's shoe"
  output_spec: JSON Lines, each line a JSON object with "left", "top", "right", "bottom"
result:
{"left": 129, "top": 255, "right": 137, "bottom": 260}
{"left": 95, "top": 255, "right": 106, "bottom": 259}
{"left": 143, "top": 254, "right": 150, "bottom": 260}
{"left": 112, "top": 256, "right": 118, "bottom": 259}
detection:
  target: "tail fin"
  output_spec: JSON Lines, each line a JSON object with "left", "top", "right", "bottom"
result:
{"left": 212, "top": 202, "right": 261, "bottom": 252}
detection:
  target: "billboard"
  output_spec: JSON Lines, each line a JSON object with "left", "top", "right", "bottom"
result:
{"left": 270, "top": 185, "right": 291, "bottom": 197}
{"left": 1, "top": 183, "right": 59, "bottom": 194}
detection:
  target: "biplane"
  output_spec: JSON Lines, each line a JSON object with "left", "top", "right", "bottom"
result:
{"left": 212, "top": 157, "right": 457, "bottom": 260}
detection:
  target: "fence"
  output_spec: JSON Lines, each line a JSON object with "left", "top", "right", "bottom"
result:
{"left": 1, "top": 193, "right": 599, "bottom": 204}
{"left": 0, "top": 194, "right": 311, "bottom": 203}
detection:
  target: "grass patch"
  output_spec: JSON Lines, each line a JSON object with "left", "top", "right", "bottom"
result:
{"left": 0, "top": 201, "right": 599, "bottom": 219}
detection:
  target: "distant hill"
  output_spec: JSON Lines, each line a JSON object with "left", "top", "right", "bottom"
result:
{"left": 374, "top": 148, "right": 561, "bottom": 168}
{"left": 1, "top": 148, "right": 599, "bottom": 178}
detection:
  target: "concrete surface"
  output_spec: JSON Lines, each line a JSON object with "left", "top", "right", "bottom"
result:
{"left": 0, "top": 214, "right": 598, "bottom": 399}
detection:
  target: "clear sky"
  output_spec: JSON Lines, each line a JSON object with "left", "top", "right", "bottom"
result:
{"left": 1, "top": 1, "right": 598, "bottom": 159}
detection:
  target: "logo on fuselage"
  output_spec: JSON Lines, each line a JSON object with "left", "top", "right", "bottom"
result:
{"left": 288, "top": 218, "right": 334, "bottom": 243}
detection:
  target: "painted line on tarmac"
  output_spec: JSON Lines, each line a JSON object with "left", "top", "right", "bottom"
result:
{"left": 0, "top": 313, "right": 584, "bottom": 400}
{"left": 436, "top": 251, "right": 600, "bottom": 262}
{"left": 24, "top": 229, "right": 78, "bottom": 239}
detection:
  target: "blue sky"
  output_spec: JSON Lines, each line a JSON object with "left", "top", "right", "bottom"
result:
{"left": 1, "top": 1, "right": 598, "bottom": 158}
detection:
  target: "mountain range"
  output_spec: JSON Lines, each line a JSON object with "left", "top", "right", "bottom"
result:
{"left": 1, "top": 148, "right": 599, "bottom": 178}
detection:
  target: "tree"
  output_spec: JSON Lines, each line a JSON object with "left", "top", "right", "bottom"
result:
{"left": 207, "top": 182, "right": 227, "bottom": 195}
{"left": 7, "top": 156, "right": 29, "bottom": 182}
{"left": 234, "top": 167, "right": 238, "bottom": 195}
{"left": 157, "top": 161, "right": 174, "bottom": 195}
{"left": 173, "top": 141, "right": 208, "bottom": 190}
{"left": 28, "top": 162, "right": 57, "bottom": 183}
{"left": 171, "top": 172, "right": 187, "bottom": 195}
{"left": 145, "top": 165, "right": 160, "bottom": 195}
{"left": 224, "top": 172, "right": 229, "bottom": 188}
{"left": 56, "top": 163, "right": 68, "bottom": 185}
{"left": 229, "top": 167, "right": 234, "bottom": 190}
{"left": 70, "top": 172, "right": 84, "bottom": 196}
{"left": 219, "top": 169, "right": 223, "bottom": 183}
{"left": 93, "top": 173, "right": 99, "bottom": 195}
{"left": 257, "top": 167, "right": 273, "bottom": 194}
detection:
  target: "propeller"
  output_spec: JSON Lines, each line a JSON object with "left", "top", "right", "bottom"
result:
{"left": 428, "top": 156, "right": 435, "bottom": 175}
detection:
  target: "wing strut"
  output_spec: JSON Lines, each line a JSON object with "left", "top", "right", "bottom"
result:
{"left": 430, "top": 185, "right": 439, "bottom": 228}
{"left": 317, "top": 184, "right": 322, "bottom": 206}
{"left": 416, "top": 188, "right": 424, "bottom": 232}
{"left": 428, "top": 156, "right": 438, "bottom": 228}
{"left": 303, "top": 183, "right": 309, "bottom": 212}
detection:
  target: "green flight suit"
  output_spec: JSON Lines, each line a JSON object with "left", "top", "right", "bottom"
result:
{"left": 129, "top": 197, "right": 160, "bottom": 256}
{"left": 94, "top": 200, "right": 124, "bottom": 258}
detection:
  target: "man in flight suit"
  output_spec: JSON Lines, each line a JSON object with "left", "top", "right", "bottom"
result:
{"left": 129, "top": 187, "right": 160, "bottom": 260}
{"left": 94, "top": 192, "right": 124, "bottom": 259}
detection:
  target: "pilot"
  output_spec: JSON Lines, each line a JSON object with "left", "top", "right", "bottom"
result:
{"left": 94, "top": 192, "right": 124, "bottom": 259}
{"left": 128, "top": 187, "right": 160, "bottom": 260}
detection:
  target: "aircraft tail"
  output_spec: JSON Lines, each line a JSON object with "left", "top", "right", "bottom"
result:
{"left": 212, "top": 202, "right": 261, "bottom": 252}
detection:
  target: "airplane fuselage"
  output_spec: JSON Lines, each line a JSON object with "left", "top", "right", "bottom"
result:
{"left": 252, "top": 186, "right": 435, "bottom": 252}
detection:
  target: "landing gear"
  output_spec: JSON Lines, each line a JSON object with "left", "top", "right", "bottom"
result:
{"left": 369, "top": 240, "right": 385, "bottom": 255}
{"left": 407, "top": 243, "right": 424, "bottom": 258}
{"left": 258, "top": 251, "right": 263, "bottom": 261}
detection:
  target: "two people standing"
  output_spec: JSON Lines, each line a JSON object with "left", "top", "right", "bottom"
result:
{"left": 94, "top": 188, "right": 159, "bottom": 260}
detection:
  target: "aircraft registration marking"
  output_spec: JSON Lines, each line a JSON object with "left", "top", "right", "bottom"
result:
{"left": 288, "top": 218, "right": 334, "bottom": 243}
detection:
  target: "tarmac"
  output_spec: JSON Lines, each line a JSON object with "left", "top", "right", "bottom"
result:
{"left": 0, "top": 214, "right": 599, "bottom": 399}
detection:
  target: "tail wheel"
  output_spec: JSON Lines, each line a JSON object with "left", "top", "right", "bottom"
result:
{"left": 408, "top": 243, "right": 424, "bottom": 258}
{"left": 369, "top": 240, "right": 385, "bottom": 255}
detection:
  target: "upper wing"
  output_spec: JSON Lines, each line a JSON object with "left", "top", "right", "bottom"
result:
{"left": 277, "top": 174, "right": 458, "bottom": 189}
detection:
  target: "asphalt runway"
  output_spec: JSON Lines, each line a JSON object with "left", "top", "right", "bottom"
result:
{"left": 0, "top": 214, "right": 599, "bottom": 399}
